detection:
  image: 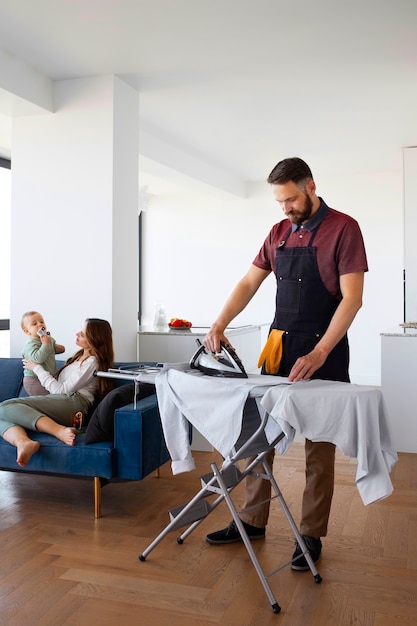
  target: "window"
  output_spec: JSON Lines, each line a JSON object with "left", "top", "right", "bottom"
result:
{"left": 0, "top": 157, "right": 11, "bottom": 356}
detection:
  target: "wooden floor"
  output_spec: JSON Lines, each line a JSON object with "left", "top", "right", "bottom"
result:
{"left": 1, "top": 444, "right": 416, "bottom": 626}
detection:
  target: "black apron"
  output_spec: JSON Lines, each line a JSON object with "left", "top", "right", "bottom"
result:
{"left": 265, "top": 225, "right": 350, "bottom": 382}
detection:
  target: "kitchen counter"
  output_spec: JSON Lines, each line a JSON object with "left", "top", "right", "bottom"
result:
{"left": 380, "top": 325, "right": 417, "bottom": 337}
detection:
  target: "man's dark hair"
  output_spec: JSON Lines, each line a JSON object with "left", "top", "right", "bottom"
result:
{"left": 267, "top": 157, "right": 313, "bottom": 186}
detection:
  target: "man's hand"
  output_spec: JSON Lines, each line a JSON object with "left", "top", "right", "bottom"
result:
{"left": 204, "top": 326, "right": 229, "bottom": 353}
{"left": 288, "top": 349, "right": 327, "bottom": 382}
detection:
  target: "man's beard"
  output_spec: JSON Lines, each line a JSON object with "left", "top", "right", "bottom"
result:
{"left": 290, "top": 193, "right": 313, "bottom": 226}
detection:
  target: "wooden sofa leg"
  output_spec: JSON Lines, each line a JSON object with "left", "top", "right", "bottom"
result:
{"left": 155, "top": 468, "right": 160, "bottom": 478}
{"left": 94, "top": 477, "right": 102, "bottom": 518}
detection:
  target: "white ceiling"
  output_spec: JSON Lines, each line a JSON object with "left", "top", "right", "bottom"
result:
{"left": 0, "top": 0, "right": 416, "bottom": 191}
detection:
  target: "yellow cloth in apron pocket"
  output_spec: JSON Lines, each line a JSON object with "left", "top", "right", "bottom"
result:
{"left": 257, "top": 329, "right": 285, "bottom": 374}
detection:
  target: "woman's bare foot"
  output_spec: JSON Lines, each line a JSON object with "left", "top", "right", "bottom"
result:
{"left": 56, "top": 427, "right": 77, "bottom": 446}
{"left": 16, "top": 440, "right": 41, "bottom": 467}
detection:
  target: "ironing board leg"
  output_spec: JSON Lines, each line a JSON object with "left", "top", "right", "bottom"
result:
{"left": 211, "top": 461, "right": 281, "bottom": 614}
{"left": 176, "top": 493, "right": 224, "bottom": 543}
{"left": 139, "top": 474, "right": 225, "bottom": 561}
{"left": 138, "top": 421, "right": 320, "bottom": 612}
{"left": 262, "top": 459, "right": 322, "bottom": 583}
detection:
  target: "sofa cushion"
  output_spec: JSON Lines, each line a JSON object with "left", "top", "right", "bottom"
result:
{"left": 84, "top": 382, "right": 156, "bottom": 444}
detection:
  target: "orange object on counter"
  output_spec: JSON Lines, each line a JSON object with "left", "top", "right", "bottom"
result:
{"left": 169, "top": 318, "right": 192, "bottom": 328}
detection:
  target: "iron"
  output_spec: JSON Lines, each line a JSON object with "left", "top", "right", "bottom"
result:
{"left": 189, "top": 339, "right": 248, "bottom": 378}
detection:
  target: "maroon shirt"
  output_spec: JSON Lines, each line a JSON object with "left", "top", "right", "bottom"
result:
{"left": 253, "top": 202, "right": 368, "bottom": 299}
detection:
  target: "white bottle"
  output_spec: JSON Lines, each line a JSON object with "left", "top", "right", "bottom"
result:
{"left": 153, "top": 301, "right": 167, "bottom": 330}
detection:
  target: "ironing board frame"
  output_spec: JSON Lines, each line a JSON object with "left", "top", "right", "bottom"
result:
{"left": 97, "top": 364, "right": 162, "bottom": 408}
{"left": 97, "top": 367, "right": 322, "bottom": 614}
{"left": 138, "top": 397, "right": 322, "bottom": 614}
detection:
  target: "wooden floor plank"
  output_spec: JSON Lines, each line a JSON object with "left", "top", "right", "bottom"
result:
{"left": 1, "top": 445, "right": 417, "bottom": 625}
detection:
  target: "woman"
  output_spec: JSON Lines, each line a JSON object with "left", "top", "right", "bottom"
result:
{"left": 0, "top": 318, "right": 114, "bottom": 467}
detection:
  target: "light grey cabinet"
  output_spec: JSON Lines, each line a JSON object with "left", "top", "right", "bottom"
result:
{"left": 381, "top": 331, "right": 417, "bottom": 453}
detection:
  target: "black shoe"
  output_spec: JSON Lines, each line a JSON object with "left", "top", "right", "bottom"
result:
{"left": 291, "top": 535, "right": 322, "bottom": 571}
{"left": 206, "top": 520, "right": 266, "bottom": 545}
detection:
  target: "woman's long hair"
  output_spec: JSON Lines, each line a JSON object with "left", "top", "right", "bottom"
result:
{"left": 63, "top": 318, "right": 115, "bottom": 399}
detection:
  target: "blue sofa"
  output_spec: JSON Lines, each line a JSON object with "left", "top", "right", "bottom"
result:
{"left": 0, "top": 358, "right": 170, "bottom": 517}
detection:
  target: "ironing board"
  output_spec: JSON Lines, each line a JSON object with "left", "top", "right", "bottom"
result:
{"left": 154, "top": 367, "right": 398, "bottom": 505}
{"left": 97, "top": 364, "right": 398, "bottom": 614}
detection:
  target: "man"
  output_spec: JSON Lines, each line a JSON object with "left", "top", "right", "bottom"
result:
{"left": 204, "top": 157, "right": 368, "bottom": 570}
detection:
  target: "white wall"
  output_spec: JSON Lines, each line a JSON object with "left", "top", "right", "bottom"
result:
{"left": 141, "top": 166, "right": 404, "bottom": 386}
{"left": 10, "top": 76, "right": 139, "bottom": 361}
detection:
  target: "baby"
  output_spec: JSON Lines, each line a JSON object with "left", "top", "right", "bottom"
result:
{"left": 21, "top": 311, "right": 65, "bottom": 396}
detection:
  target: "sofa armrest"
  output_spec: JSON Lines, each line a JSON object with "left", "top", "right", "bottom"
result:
{"left": 0, "top": 358, "right": 25, "bottom": 401}
{"left": 114, "top": 394, "right": 170, "bottom": 479}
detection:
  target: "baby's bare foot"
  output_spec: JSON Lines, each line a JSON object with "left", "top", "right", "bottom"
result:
{"left": 17, "top": 440, "right": 41, "bottom": 467}
{"left": 56, "top": 427, "right": 77, "bottom": 446}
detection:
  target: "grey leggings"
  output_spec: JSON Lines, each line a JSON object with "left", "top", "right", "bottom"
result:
{"left": 0, "top": 393, "right": 91, "bottom": 437}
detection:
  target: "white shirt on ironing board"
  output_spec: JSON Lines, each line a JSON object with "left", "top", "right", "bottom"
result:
{"left": 260, "top": 380, "right": 398, "bottom": 505}
{"left": 154, "top": 365, "right": 286, "bottom": 474}
{"left": 153, "top": 365, "right": 398, "bottom": 505}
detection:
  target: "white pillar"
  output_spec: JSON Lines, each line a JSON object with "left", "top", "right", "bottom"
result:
{"left": 10, "top": 75, "right": 138, "bottom": 360}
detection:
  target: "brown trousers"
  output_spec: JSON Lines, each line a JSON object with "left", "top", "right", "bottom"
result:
{"left": 239, "top": 439, "right": 336, "bottom": 538}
